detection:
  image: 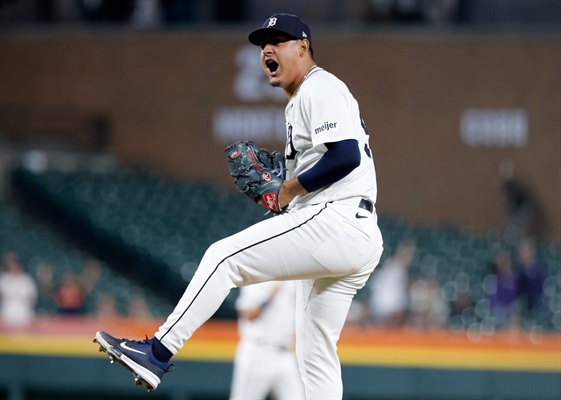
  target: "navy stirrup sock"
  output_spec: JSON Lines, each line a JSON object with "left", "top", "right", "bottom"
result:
{"left": 152, "top": 337, "right": 173, "bottom": 363}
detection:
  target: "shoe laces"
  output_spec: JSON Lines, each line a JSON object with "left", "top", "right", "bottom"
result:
{"left": 139, "top": 335, "right": 152, "bottom": 345}
{"left": 116, "top": 335, "right": 152, "bottom": 347}
{"left": 135, "top": 335, "right": 175, "bottom": 372}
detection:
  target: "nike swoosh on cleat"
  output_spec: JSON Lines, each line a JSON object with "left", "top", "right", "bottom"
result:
{"left": 120, "top": 342, "right": 147, "bottom": 355}
{"left": 355, "top": 213, "right": 368, "bottom": 219}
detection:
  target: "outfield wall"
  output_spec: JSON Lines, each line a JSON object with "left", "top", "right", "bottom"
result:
{"left": 1, "top": 318, "right": 560, "bottom": 399}
{"left": 0, "top": 32, "right": 559, "bottom": 241}
{"left": 1, "top": 354, "right": 560, "bottom": 400}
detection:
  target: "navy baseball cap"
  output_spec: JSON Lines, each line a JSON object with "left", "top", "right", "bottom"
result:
{"left": 249, "top": 13, "right": 312, "bottom": 46}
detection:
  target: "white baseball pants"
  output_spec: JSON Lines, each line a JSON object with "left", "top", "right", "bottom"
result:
{"left": 155, "top": 197, "right": 384, "bottom": 399}
{"left": 229, "top": 340, "right": 304, "bottom": 399}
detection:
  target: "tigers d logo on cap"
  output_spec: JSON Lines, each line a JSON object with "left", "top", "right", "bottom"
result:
{"left": 248, "top": 13, "right": 312, "bottom": 46}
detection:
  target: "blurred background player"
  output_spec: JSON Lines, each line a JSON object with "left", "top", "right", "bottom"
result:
{"left": 368, "top": 240, "right": 415, "bottom": 326}
{"left": 230, "top": 281, "right": 304, "bottom": 399}
{"left": 0, "top": 251, "right": 37, "bottom": 328}
{"left": 486, "top": 246, "right": 519, "bottom": 329}
{"left": 515, "top": 238, "right": 547, "bottom": 324}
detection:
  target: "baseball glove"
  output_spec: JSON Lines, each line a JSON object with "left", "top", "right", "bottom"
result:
{"left": 225, "top": 141, "right": 286, "bottom": 213}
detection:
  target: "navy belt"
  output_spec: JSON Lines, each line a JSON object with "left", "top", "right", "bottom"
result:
{"left": 359, "top": 199, "right": 373, "bottom": 214}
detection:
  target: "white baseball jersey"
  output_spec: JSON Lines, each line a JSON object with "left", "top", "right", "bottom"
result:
{"left": 285, "top": 67, "right": 377, "bottom": 209}
{"left": 230, "top": 281, "right": 304, "bottom": 399}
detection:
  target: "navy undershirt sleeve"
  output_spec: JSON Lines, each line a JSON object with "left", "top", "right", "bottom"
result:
{"left": 298, "top": 139, "right": 360, "bottom": 193}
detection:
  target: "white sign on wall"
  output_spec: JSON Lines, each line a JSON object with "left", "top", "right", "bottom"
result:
{"left": 460, "top": 109, "right": 528, "bottom": 147}
{"left": 213, "top": 46, "right": 286, "bottom": 143}
{"left": 213, "top": 106, "right": 286, "bottom": 142}
{"left": 232, "top": 46, "right": 286, "bottom": 102}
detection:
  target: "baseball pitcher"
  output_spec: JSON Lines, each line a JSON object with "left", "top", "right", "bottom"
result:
{"left": 94, "top": 13, "right": 384, "bottom": 399}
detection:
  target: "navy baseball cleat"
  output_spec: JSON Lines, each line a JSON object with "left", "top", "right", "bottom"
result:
{"left": 93, "top": 331, "right": 173, "bottom": 392}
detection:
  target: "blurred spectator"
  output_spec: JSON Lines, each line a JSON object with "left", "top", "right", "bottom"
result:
{"left": 368, "top": 239, "right": 416, "bottom": 326}
{"left": 499, "top": 159, "right": 541, "bottom": 245}
{"left": 35, "top": 260, "right": 55, "bottom": 301}
{"left": 515, "top": 238, "right": 547, "bottom": 322}
{"left": 424, "top": 0, "right": 460, "bottom": 25}
{"left": 408, "top": 275, "right": 449, "bottom": 328}
{"left": 366, "top": 0, "right": 460, "bottom": 24}
{"left": 95, "top": 292, "right": 120, "bottom": 319}
{"left": 54, "top": 259, "right": 100, "bottom": 315}
{"left": 445, "top": 272, "right": 476, "bottom": 329}
{"left": 485, "top": 247, "right": 518, "bottom": 329}
{"left": 131, "top": 0, "right": 161, "bottom": 29}
{"left": 0, "top": 0, "right": 279, "bottom": 25}
{"left": 81, "top": 259, "right": 102, "bottom": 293}
{"left": 0, "top": 251, "right": 38, "bottom": 327}
{"left": 127, "top": 295, "right": 153, "bottom": 321}
{"left": 54, "top": 271, "right": 87, "bottom": 315}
